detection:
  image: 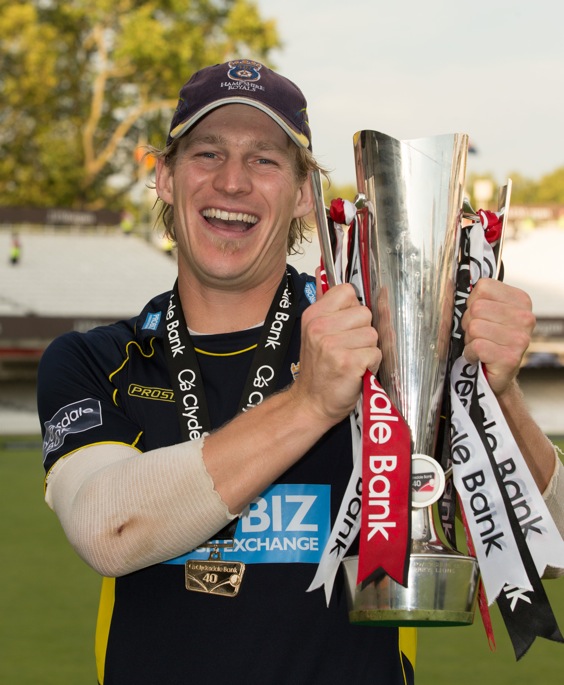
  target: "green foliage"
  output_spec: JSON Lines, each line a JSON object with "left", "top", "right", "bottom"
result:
{"left": 536, "top": 168, "right": 564, "bottom": 204}
{"left": 468, "top": 169, "right": 564, "bottom": 208}
{"left": 0, "top": 0, "right": 280, "bottom": 209}
{"left": 323, "top": 181, "right": 359, "bottom": 204}
{"left": 506, "top": 172, "right": 541, "bottom": 206}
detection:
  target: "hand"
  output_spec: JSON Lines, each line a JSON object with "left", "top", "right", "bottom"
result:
{"left": 292, "top": 279, "right": 381, "bottom": 425}
{"left": 461, "top": 278, "right": 536, "bottom": 396}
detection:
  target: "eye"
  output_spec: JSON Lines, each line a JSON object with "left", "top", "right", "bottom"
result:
{"left": 256, "top": 156, "right": 279, "bottom": 166}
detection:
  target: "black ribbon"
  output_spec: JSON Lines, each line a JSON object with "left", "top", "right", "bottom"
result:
{"left": 468, "top": 380, "right": 563, "bottom": 659}
{"left": 437, "top": 226, "right": 473, "bottom": 548}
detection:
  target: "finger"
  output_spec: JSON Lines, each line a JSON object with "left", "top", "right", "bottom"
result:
{"left": 306, "top": 282, "right": 362, "bottom": 317}
{"left": 463, "top": 336, "right": 527, "bottom": 369}
{"left": 466, "top": 278, "right": 533, "bottom": 312}
{"left": 463, "top": 285, "right": 536, "bottom": 339}
{"left": 305, "top": 303, "right": 374, "bottom": 344}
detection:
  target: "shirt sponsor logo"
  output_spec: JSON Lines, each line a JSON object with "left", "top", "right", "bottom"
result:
{"left": 165, "top": 484, "right": 331, "bottom": 566}
{"left": 43, "top": 398, "right": 102, "bottom": 460}
{"left": 128, "top": 384, "right": 174, "bottom": 402}
{"left": 142, "top": 311, "right": 162, "bottom": 331}
{"left": 304, "top": 282, "right": 316, "bottom": 304}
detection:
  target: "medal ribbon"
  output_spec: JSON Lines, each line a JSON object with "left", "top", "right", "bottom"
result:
{"left": 163, "top": 270, "right": 298, "bottom": 540}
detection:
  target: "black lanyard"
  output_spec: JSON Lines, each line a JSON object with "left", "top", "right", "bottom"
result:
{"left": 163, "top": 270, "right": 298, "bottom": 542}
{"left": 163, "top": 268, "right": 298, "bottom": 441}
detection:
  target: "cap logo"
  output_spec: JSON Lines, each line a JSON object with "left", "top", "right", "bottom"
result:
{"left": 227, "top": 59, "right": 262, "bottom": 83}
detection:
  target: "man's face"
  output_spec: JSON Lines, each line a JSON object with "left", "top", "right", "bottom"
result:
{"left": 156, "top": 104, "right": 312, "bottom": 294}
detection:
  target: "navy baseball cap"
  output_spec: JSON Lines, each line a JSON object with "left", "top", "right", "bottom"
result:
{"left": 167, "top": 59, "right": 311, "bottom": 150}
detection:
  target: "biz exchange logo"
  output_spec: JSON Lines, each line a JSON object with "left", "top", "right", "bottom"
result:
{"left": 166, "top": 484, "right": 331, "bottom": 566}
{"left": 43, "top": 398, "right": 102, "bottom": 460}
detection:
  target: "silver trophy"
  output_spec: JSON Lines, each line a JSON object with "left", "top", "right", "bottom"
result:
{"left": 316, "top": 131, "right": 481, "bottom": 625}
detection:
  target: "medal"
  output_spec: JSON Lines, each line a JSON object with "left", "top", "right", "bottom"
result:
{"left": 185, "top": 542, "right": 246, "bottom": 597}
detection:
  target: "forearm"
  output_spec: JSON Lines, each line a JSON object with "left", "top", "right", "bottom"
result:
{"left": 496, "top": 379, "right": 556, "bottom": 492}
{"left": 204, "top": 382, "right": 336, "bottom": 514}
{"left": 496, "top": 378, "right": 564, "bottom": 578}
{"left": 543, "top": 453, "right": 564, "bottom": 578}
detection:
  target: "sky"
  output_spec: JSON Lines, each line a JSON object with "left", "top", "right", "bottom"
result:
{"left": 256, "top": 0, "right": 564, "bottom": 188}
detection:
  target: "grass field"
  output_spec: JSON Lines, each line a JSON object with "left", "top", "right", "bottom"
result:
{"left": 1, "top": 435, "right": 563, "bottom": 684}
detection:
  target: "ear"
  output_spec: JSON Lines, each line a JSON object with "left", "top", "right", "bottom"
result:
{"left": 155, "top": 157, "right": 174, "bottom": 205}
{"left": 292, "top": 172, "right": 314, "bottom": 219}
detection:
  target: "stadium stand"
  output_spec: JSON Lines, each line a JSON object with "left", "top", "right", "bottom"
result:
{"left": 0, "top": 225, "right": 562, "bottom": 436}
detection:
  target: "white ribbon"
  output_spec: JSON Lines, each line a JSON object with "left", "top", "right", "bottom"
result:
{"left": 308, "top": 210, "right": 366, "bottom": 603}
{"left": 450, "top": 357, "right": 532, "bottom": 602}
{"left": 307, "top": 401, "right": 363, "bottom": 604}
{"left": 474, "top": 365, "right": 564, "bottom": 576}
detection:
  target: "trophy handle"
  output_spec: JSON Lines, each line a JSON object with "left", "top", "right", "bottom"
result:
{"left": 310, "top": 170, "right": 339, "bottom": 288}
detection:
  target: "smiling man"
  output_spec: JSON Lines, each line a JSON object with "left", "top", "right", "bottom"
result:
{"left": 37, "top": 59, "right": 563, "bottom": 685}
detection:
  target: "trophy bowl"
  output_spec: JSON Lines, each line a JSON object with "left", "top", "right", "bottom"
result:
{"left": 342, "top": 550, "right": 479, "bottom": 627}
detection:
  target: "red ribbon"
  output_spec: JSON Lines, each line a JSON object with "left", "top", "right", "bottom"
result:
{"left": 329, "top": 198, "right": 347, "bottom": 224}
{"left": 357, "top": 372, "right": 412, "bottom": 586}
{"left": 478, "top": 209, "right": 503, "bottom": 244}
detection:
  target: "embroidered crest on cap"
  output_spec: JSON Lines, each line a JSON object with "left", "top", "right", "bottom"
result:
{"left": 227, "top": 60, "right": 262, "bottom": 83}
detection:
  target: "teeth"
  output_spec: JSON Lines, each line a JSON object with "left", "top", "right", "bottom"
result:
{"left": 202, "top": 208, "right": 258, "bottom": 224}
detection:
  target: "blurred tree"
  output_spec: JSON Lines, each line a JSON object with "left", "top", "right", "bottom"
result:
{"left": 506, "top": 172, "right": 539, "bottom": 206}
{"left": 465, "top": 172, "right": 497, "bottom": 210}
{"left": 0, "top": 0, "right": 279, "bottom": 209}
{"left": 323, "top": 182, "right": 358, "bottom": 205}
{"left": 535, "top": 167, "right": 564, "bottom": 204}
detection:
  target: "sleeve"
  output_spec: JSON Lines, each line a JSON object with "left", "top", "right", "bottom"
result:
{"left": 37, "top": 330, "right": 143, "bottom": 475}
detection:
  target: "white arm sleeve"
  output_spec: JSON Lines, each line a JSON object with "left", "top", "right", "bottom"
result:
{"left": 542, "top": 446, "right": 564, "bottom": 579}
{"left": 45, "top": 437, "right": 235, "bottom": 577}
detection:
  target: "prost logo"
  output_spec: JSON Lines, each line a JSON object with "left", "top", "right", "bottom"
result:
{"left": 128, "top": 384, "right": 174, "bottom": 402}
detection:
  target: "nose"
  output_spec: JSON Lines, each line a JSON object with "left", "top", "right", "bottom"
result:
{"left": 212, "top": 156, "right": 252, "bottom": 196}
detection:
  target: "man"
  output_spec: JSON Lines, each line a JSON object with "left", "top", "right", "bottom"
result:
{"left": 37, "top": 59, "right": 563, "bottom": 685}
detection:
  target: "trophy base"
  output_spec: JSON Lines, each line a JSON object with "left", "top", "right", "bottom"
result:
{"left": 342, "top": 553, "right": 479, "bottom": 627}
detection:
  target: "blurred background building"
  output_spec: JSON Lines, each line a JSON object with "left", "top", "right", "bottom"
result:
{"left": 1, "top": 208, "right": 563, "bottom": 437}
